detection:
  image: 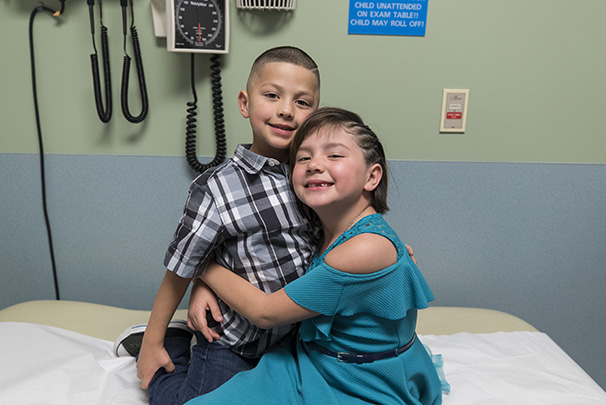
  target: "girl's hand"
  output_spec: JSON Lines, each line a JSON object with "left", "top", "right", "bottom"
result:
{"left": 136, "top": 344, "right": 174, "bottom": 390}
{"left": 188, "top": 278, "right": 223, "bottom": 342}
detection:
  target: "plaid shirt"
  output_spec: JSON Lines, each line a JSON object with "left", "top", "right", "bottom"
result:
{"left": 164, "top": 145, "right": 316, "bottom": 358}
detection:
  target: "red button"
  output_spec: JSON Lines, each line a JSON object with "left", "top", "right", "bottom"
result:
{"left": 447, "top": 112, "right": 462, "bottom": 120}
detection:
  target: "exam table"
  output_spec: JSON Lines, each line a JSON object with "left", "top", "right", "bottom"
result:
{"left": 1, "top": 300, "right": 604, "bottom": 404}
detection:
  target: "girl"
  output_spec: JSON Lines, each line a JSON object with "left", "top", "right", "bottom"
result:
{"left": 188, "top": 107, "right": 442, "bottom": 404}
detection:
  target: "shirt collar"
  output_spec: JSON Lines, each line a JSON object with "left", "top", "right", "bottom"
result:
{"left": 234, "top": 144, "right": 285, "bottom": 174}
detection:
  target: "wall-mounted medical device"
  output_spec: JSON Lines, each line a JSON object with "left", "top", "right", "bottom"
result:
{"left": 149, "top": 0, "right": 297, "bottom": 173}
{"left": 150, "top": 0, "right": 229, "bottom": 173}
{"left": 151, "top": 0, "right": 229, "bottom": 53}
{"left": 87, "top": 0, "right": 149, "bottom": 124}
{"left": 168, "top": 0, "right": 229, "bottom": 53}
{"left": 236, "top": 0, "right": 296, "bottom": 10}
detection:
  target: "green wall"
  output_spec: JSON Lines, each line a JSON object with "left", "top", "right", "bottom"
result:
{"left": 2, "top": 0, "right": 605, "bottom": 163}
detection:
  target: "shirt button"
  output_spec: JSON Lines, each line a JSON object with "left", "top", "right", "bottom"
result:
{"left": 268, "top": 160, "right": 277, "bottom": 167}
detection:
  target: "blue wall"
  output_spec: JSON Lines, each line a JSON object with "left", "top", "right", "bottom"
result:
{"left": 1, "top": 153, "right": 605, "bottom": 388}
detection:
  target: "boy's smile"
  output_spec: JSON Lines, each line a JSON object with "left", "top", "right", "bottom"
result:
{"left": 267, "top": 122, "right": 296, "bottom": 138}
{"left": 240, "top": 62, "right": 320, "bottom": 161}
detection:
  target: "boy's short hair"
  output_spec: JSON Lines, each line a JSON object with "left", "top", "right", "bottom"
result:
{"left": 248, "top": 46, "right": 320, "bottom": 90}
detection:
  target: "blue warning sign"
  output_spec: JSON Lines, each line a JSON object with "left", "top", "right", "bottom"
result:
{"left": 348, "top": 1, "right": 429, "bottom": 37}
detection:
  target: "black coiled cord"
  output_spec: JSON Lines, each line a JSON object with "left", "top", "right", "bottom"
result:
{"left": 186, "top": 54, "right": 227, "bottom": 173}
{"left": 88, "top": 0, "right": 112, "bottom": 123}
{"left": 120, "top": 0, "right": 148, "bottom": 124}
{"left": 29, "top": 0, "right": 66, "bottom": 301}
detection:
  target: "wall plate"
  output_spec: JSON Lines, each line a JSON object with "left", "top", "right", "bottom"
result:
{"left": 440, "top": 89, "right": 469, "bottom": 133}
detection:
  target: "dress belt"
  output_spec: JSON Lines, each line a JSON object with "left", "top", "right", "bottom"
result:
{"left": 305, "top": 333, "right": 417, "bottom": 364}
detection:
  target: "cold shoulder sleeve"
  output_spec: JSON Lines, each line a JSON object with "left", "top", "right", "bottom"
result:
{"left": 284, "top": 257, "right": 434, "bottom": 319}
{"left": 284, "top": 263, "right": 345, "bottom": 315}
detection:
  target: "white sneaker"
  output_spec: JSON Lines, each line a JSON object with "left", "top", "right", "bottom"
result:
{"left": 113, "top": 320, "right": 193, "bottom": 357}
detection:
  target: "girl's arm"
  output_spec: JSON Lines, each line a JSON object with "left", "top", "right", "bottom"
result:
{"left": 200, "top": 262, "right": 319, "bottom": 329}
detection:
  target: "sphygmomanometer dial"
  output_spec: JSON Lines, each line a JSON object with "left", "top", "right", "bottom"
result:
{"left": 174, "top": 0, "right": 225, "bottom": 51}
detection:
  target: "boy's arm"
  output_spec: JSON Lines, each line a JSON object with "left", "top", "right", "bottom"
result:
{"left": 137, "top": 270, "right": 191, "bottom": 390}
{"left": 187, "top": 278, "right": 223, "bottom": 342}
{"left": 200, "top": 262, "right": 319, "bottom": 330}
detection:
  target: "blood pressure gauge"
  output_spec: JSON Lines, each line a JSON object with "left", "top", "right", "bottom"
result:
{"left": 167, "top": 0, "right": 229, "bottom": 53}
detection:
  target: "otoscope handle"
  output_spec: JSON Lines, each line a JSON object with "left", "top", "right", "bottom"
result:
{"left": 87, "top": 0, "right": 95, "bottom": 35}
{"left": 120, "top": 0, "right": 128, "bottom": 35}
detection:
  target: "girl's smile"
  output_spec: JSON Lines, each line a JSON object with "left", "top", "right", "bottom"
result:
{"left": 304, "top": 180, "right": 334, "bottom": 189}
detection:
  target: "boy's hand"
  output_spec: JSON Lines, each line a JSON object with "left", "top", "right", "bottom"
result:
{"left": 188, "top": 278, "right": 223, "bottom": 342}
{"left": 136, "top": 344, "right": 174, "bottom": 390}
{"left": 405, "top": 244, "right": 417, "bottom": 265}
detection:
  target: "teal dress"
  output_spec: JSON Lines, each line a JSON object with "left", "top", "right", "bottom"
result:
{"left": 187, "top": 214, "right": 442, "bottom": 404}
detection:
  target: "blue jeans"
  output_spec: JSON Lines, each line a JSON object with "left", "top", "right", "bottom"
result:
{"left": 147, "top": 332, "right": 259, "bottom": 405}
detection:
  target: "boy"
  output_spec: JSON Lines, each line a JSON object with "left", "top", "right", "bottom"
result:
{"left": 115, "top": 46, "right": 321, "bottom": 404}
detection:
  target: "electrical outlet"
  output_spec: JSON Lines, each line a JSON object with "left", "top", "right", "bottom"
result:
{"left": 440, "top": 89, "right": 469, "bottom": 133}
